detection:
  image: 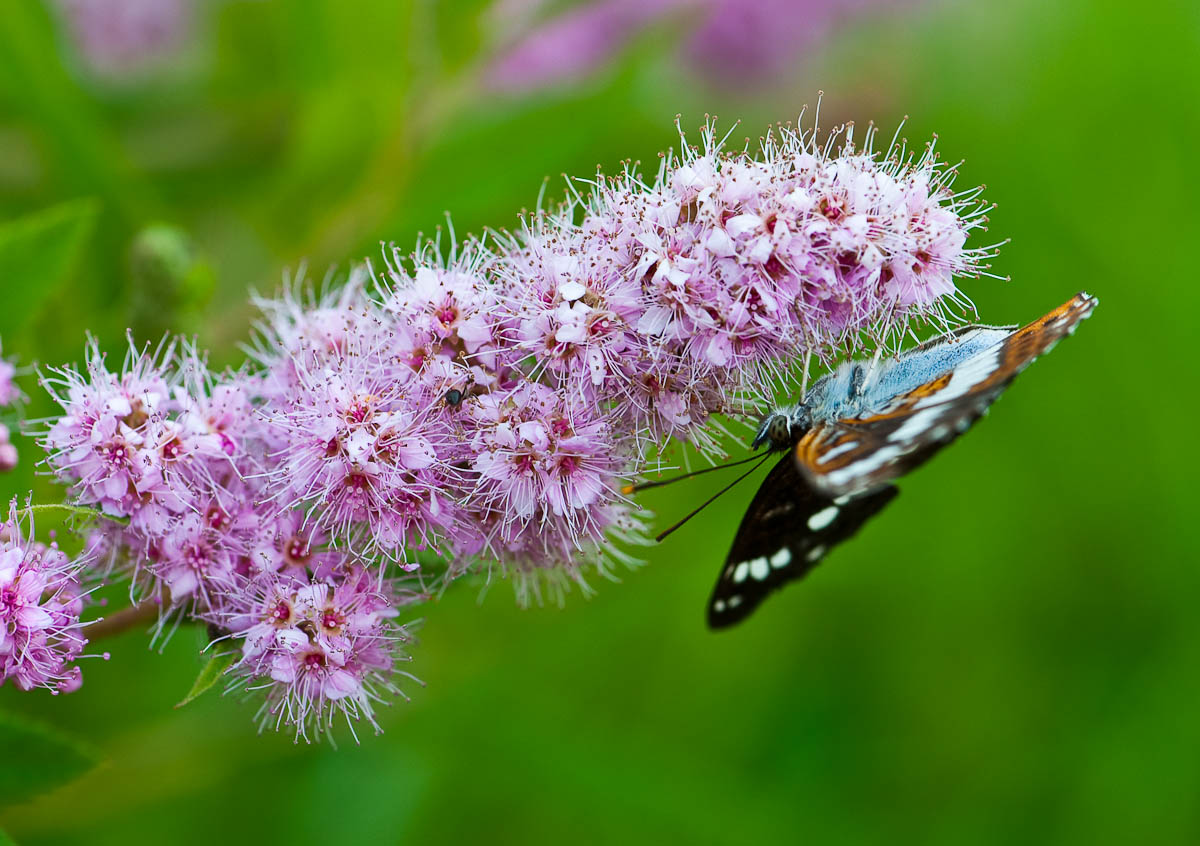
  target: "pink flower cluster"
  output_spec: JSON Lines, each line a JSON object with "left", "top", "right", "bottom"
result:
{"left": 251, "top": 261, "right": 642, "bottom": 604}
{"left": 0, "top": 503, "right": 91, "bottom": 694}
{"left": 40, "top": 336, "right": 420, "bottom": 737}
{"left": 33, "top": 115, "right": 995, "bottom": 738}
{"left": 216, "top": 562, "right": 421, "bottom": 742}
{"left": 487, "top": 0, "right": 909, "bottom": 92}
{"left": 51, "top": 0, "right": 194, "bottom": 76}
{"left": 249, "top": 119, "right": 991, "bottom": 602}
{"left": 491, "top": 118, "right": 992, "bottom": 447}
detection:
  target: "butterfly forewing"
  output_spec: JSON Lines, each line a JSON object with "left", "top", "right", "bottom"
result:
{"left": 708, "top": 455, "right": 898, "bottom": 628}
{"left": 796, "top": 292, "right": 1098, "bottom": 497}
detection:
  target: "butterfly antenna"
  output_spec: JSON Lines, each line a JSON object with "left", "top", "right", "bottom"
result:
{"left": 654, "top": 453, "right": 773, "bottom": 543}
{"left": 621, "top": 453, "right": 766, "bottom": 494}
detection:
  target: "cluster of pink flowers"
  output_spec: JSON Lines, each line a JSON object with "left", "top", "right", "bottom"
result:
{"left": 216, "top": 561, "right": 422, "bottom": 742}
{"left": 30, "top": 115, "right": 995, "bottom": 739}
{"left": 0, "top": 503, "right": 92, "bottom": 693}
{"left": 51, "top": 0, "right": 194, "bottom": 76}
{"left": 489, "top": 118, "right": 992, "bottom": 450}
{"left": 487, "top": 0, "right": 910, "bottom": 92}
{"left": 39, "top": 335, "right": 424, "bottom": 738}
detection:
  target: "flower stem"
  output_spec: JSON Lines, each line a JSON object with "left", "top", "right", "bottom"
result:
{"left": 27, "top": 502, "right": 130, "bottom": 527}
{"left": 88, "top": 599, "right": 161, "bottom": 640}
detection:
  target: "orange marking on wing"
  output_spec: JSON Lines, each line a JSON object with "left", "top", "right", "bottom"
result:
{"left": 860, "top": 293, "right": 1097, "bottom": 422}
{"left": 795, "top": 427, "right": 857, "bottom": 472}
{"left": 901, "top": 371, "right": 952, "bottom": 402}
{"left": 795, "top": 429, "right": 825, "bottom": 470}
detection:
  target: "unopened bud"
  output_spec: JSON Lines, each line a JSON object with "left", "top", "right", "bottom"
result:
{"left": 0, "top": 442, "right": 17, "bottom": 472}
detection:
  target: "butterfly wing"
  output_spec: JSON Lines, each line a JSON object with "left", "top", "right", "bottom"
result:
{"left": 708, "top": 454, "right": 898, "bottom": 628}
{"left": 796, "top": 292, "right": 1098, "bottom": 496}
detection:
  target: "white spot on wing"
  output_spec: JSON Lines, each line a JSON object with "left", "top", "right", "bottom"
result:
{"left": 890, "top": 407, "right": 947, "bottom": 442}
{"left": 823, "top": 444, "right": 903, "bottom": 489}
{"left": 727, "top": 595, "right": 742, "bottom": 608}
{"left": 750, "top": 557, "right": 770, "bottom": 581}
{"left": 713, "top": 599, "right": 726, "bottom": 613}
{"left": 806, "top": 545, "right": 826, "bottom": 562}
{"left": 913, "top": 348, "right": 1001, "bottom": 409}
{"left": 769, "top": 548, "right": 791, "bottom": 568}
{"left": 816, "top": 440, "right": 859, "bottom": 464}
{"left": 808, "top": 505, "right": 839, "bottom": 531}
{"left": 733, "top": 562, "right": 750, "bottom": 583}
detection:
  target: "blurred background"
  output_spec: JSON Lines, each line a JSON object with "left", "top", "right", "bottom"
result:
{"left": 0, "top": 0, "right": 1197, "bottom": 843}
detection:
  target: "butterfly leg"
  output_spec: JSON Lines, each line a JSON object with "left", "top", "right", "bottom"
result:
{"left": 849, "top": 364, "right": 866, "bottom": 399}
{"left": 850, "top": 346, "right": 886, "bottom": 401}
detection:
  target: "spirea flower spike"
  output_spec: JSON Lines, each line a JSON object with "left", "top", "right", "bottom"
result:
{"left": 25, "top": 111, "right": 997, "bottom": 740}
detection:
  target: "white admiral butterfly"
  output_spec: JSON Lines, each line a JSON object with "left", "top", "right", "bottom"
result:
{"left": 690, "top": 292, "right": 1097, "bottom": 628}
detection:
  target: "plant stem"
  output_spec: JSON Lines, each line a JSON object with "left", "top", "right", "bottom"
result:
{"left": 88, "top": 599, "right": 161, "bottom": 640}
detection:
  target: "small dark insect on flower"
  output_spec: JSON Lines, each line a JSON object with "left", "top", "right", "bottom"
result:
{"left": 444, "top": 388, "right": 464, "bottom": 408}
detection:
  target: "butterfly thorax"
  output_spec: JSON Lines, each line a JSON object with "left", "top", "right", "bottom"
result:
{"left": 751, "top": 363, "right": 867, "bottom": 452}
{"left": 752, "top": 354, "right": 930, "bottom": 454}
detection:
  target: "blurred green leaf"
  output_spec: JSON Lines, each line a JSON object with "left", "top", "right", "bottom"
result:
{"left": 0, "top": 199, "right": 98, "bottom": 340}
{"left": 0, "top": 826, "right": 16, "bottom": 845}
{"left": 175, "top": 650, "right": 236, "bottom": 710}
{"left": 0, "top": 710, "right": 98, "bottom": 807}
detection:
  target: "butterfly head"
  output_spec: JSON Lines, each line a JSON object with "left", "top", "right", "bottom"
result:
{"left": 750, "top": 404, "right": 812, "bottom": 452}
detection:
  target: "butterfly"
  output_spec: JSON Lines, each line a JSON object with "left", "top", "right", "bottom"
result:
{"left": 707, "top": 292, "right": 1098, "bottom": 628}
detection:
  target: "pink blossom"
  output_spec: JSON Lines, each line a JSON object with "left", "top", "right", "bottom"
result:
{"left": 41, "top": 337, "right": 181, "bottom": 521}
{"left": 0, "top": 502, "right": 92, "bottom": 694}
{"left": 262, "top": 322, "right": 463, "bottom": 562}
{"left": 51, "top": 0, "right": 194, "bottom": 76}
{"left": 0, "top": 423, "right": 17, "bottom": 473}
{"left": 248, "top": 269, "right": 374, "bottom": 404}
{"left": 486, "top": 0, "right": 908, "bottom": 92}
{"left": 213, "top": 564, "right": 422, "bottom": 742}
{"left": 0, "top": 348, "right": 19, "bottom": 408}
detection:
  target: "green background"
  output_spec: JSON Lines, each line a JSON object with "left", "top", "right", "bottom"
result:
{"left": 1, "top": 0, "right": 1198, "bottom": 843}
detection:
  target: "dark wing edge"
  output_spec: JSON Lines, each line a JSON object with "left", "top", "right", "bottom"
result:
{"left": 707, "top": 455, "right": 899, "bottom": 629}
{"left": 795, "top": 292, "right": 1098, "bottom": 497}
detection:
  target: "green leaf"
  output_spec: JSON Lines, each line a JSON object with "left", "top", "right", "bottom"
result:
{"left": 0, "top": 826, "right": 16, "bottom": 845}
{"left": 0, "top": 199, "right": 98, "bottom": 340}
{"left": 175, "top": 649, "right": 237, "bottom": 709}
{"left": 0, "top": 711, "right": 99, "bottom": 807}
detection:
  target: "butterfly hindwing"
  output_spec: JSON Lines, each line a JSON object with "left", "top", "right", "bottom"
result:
{"left": 707, "top": 455, "right": 898, "bottom": 628}
{"left": 796, "top": 292, "right": 1098, "bottom": 496}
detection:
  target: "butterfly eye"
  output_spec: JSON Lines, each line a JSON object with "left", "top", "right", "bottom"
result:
{"left": 768, "top": 415, "right": 791, "bottom": 448}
